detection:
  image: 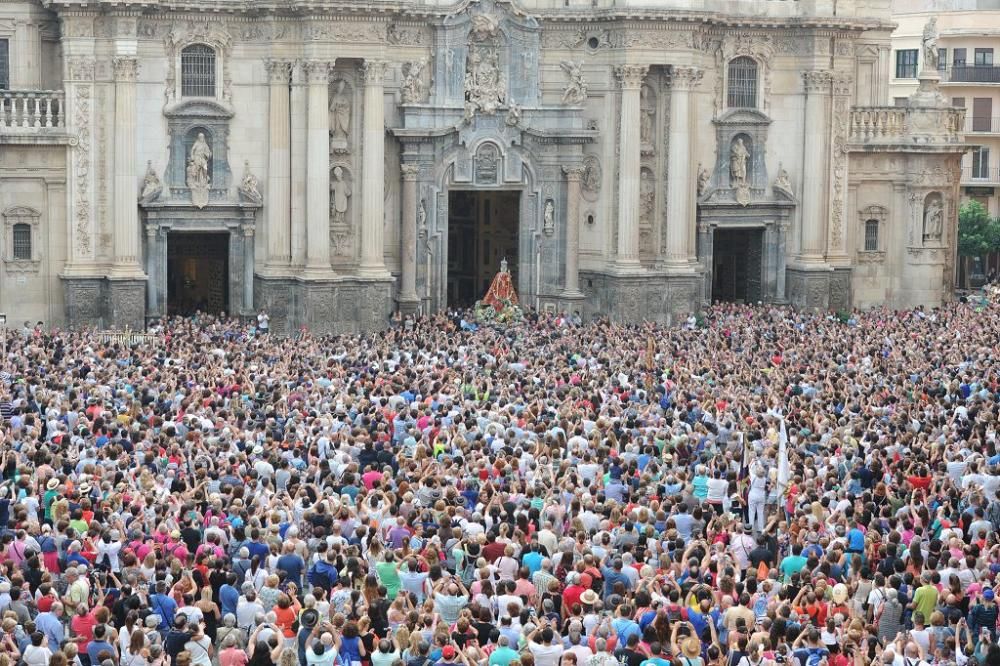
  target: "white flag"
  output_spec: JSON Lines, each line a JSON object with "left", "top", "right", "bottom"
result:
{"left": 777, "top": 416, "right": 790, "bottom": 499}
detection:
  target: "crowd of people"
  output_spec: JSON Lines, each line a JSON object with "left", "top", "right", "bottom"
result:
{"left": 0, "top": 296, "right": 998, "bottom": 666}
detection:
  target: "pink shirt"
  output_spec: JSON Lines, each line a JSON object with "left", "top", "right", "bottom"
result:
{"left": 220, "top": 648, "right": 249, "bottom": 666}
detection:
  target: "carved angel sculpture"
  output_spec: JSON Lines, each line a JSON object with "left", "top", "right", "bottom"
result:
{"left": 560, "top": 61, "right": 588, "bottom": 105}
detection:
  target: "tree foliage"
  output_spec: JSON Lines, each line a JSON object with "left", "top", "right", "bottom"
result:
{"left": 958, "top": 200, "right": 1000, "bottom": 257}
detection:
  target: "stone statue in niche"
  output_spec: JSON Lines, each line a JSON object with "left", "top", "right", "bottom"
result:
{"left": 505, "top": 101, "right": 522, "bottom": 127}
{"left": 543, "top": 200, "right": 555, "bottom": 236}
{"left": 640, "top": 85, "right": 655, "bottom": 146}
{"left": 639, "top": 170, "right": 655, "bottom": 226}
{"left": 239, "top": 161, "right": 263, "bottom": 204}
{"left": 560, "top": 61, "right": 587, "bottom": 105}
{"left": 696, "top": 164, "right": 710, "bottom": 197}
{"left": 582, "top": 156, "right": 601, "bottom": 198}
{"left": 417, "top": 199, "right": 427, "bottom": 230}
{"left": 730, "top": 137, "right": 750, "bottom": 185}
{"left": 187, "top": 132, "right": 212, "bottom": 209}
{"left": 773, "top": 163, "right": 793, "bottom": 199}
{"left": 923, "top": 195, "right": 943, "bottom": 242}
{"left": 330, "top": 166, "right": 352, "bottom": 226}
{"left": 139, "top": 161, "right": 162, "bottom": 203}
{"left": 400, "top": 61, "right": 427, "bottom": 104}
{"left": 922, "top": 18, "right": 938, "bottom": 72}
{"left": 329, "top": 79, "right": 351, "bottom": 153}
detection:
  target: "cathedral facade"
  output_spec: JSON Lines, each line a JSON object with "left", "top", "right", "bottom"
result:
{"left": 0, "top": 0, "right": 967, "bottom": 334}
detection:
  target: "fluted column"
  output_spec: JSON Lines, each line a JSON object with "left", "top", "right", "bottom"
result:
{"left": 290, "top": 61, "right": 307, "bottom": 267}
{"left": 265, "top": 59, "right": 291, "bottom": 268}
{"left": 111, "top": 56, "right": 142, "bottom": 276}
{"left": 304, "top": 60, "right": 333, "bottom": 273}
{"left": 399, "top": 163, "right": 420, "bottom": 311}
{"left": 359, "top": 60, "right": 389, "bottom": 277}
{"left": 665, "top": 66, "right": 704, "bottom": 269}
{"left": 615, "top": 64, "right": 647, "bottom": 270}
{"left": 13, "top": 20, "right": 42, "bottom": 89}
{"left": 562, "top": 165, "right": 585, "bottom": 296}
{"left": 800, "top": 70, "right": 833, "bottom": 262}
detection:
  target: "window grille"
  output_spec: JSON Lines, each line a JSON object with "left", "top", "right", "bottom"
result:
{"left": 181, "top": 44, "right": 216, "bottom": 97}
{"left": 896, "top": 50, "right": 918, "bottom": 79}
{"left": 864, "top": 220, "right": 879, "bottom": 252}
{"left": 12, "top": 224, "right": 31, "bottom": 260}
{"left": 727, "top": 57, "right": 758, "bottom": 109}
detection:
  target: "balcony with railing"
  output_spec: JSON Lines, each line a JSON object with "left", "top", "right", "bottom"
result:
{"left": 966, "top": 115, "right": 1000, "bottom": 134}
{"left": 0, "top": 90, "right": 69, "bottom": 143}
{"left": 848, "top": 105, "right": 965, "bottom": 145}
{"left": 942, "top": 65, "right": 1000, "bottom": 84}
{"left": 961, "top": 166, "right": 1000, "bottom": 185}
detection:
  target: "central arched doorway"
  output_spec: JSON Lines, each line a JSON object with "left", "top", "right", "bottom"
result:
{"left": 446, "top": 190, "right": 521, "bottom": 307}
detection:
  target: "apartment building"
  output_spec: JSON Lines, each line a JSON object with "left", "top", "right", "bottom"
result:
{"left": 892, "top": 0, "right": 1000, "bottom": 220}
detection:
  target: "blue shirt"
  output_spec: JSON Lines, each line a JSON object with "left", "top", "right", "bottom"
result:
{"left": 35, "top": 611, "right": 63, "bottom": 649}
{"left": 523, "top": 551, "right": 543, "bottom": 575}
{"left": 149, "top": 593, "right": 177, "bottom": 630}
{"left": 220, "top": 584, "right": 239, "bottom": 617}
{"left": 88, "top": 640, "right": 116, "bottom": 665}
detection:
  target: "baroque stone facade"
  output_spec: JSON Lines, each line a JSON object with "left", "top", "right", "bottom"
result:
{"left": 0, "top": 0, "right": 967, "bottom": 332}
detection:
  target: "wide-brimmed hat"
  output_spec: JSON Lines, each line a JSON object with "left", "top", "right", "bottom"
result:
{"left": 580, "top": 589, "right": 599, "bottom": 606}
{"left": 682, "top": 637, "right": 701, "bottom": 658}
{"left": 46, "top": 478, "right": 59, "bottom": 490}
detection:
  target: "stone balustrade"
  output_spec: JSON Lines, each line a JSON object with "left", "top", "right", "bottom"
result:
{"left": 0, "top": 90, "right": 66, "bottom": 132}
{"left": 849, "top": 105, "right": 965, "bottom": 145}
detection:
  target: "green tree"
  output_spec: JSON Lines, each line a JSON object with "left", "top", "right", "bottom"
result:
{"left": 957, "top": 200, "right": 1000, "bottom": 287}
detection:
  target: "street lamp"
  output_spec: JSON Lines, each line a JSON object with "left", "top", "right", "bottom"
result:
{"left": 0, "top": 314, "right": 6, "bottom": 363}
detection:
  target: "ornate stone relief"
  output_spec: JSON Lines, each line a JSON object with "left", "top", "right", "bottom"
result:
{"left": 73, "top": 85, "right": 92, "bottom": 257}
{"left": 67, "top": 56, "right": 95, "bottom": 82}
{"left": 640, "top": 83, "right": 656, "bottom": 153}
{"left": 475, "top": 143, "right": 500, "bottom": 185}
{"left": 772, "top": 163, "right": 793, "bottom": 200}
{"left": 302, "top": 22, "right": 384, "bottom": 43}
{"left": 639, "top": 167, "right": 655, "bottom": 230}
{"left": 387, "top": 23, "right": 427, "bottom": 45}
{"left": 464, "top": 14, "right": 506, "bottom": 116}
{"left": 697, "top": 164, "right": 710, "bottom": 197}
{"left": 582, "top": 155, "right": 601, "bottom": 202}
{"left": 828, "top": 75, "right": 852, "bottom": 252}
{"left": 400, "top": 61, "right": 428, "bottom": 105}
{"left": 560, "top": 61, "right": 587, "bottom": 105}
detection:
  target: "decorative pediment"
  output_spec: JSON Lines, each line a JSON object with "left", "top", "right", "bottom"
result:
{"left": 163, "top": 98, "right": 234, "bottom": 120}
{"left": 713, "top": 108, "right": 772, "bottom": 127}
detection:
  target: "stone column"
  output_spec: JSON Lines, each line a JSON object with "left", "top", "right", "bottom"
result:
{"left": 562, "top": 165, "right": 585, "bottom": 296}
{"left": 776, "top": 222, "right": 788, "bottom": 302}
{"left": 13, "top": 20, "right": 42, "bottom": 89}
{"left": 665, "top": 66, "right": 704, "bottom": 269}
{"left": 304, "top": 60, "right": 333, "bottom": 273}
{"left": 800, "top": 70, "right": 833, "bottom": 262}
{"left": 242, "top": 223, "right": 255, "bottom": 313}
{"left": 111, "top": 56, "right": 143, "bottom": 276}
{"left": 614, "top": 64, "right": 647, "bottom": 270}
{"left": 289, "top": 61, "right": 307, "bottom": 267}
{"left": 399, "top": 163, "right": 420, "bottom": 312}
{"left": 265, "top": 59, "right": 291, "bottom": 268}
{"left": 145, "top": 225, "right": 159, "bottom": 314}
{"left": 359, "top": 60, "right": 389, "bottom": 277}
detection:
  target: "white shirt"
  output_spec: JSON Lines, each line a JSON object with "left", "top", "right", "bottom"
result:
{"left": 528, "top": 642, "right": 565, "bottom": 666}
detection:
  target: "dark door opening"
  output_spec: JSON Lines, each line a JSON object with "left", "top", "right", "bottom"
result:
{"left": 167, "top": 232, "right": 230, "bottom": 316}
{"left": 712, "top": 228, "right": 764, "bottom": 304}
{"left": 447, "top": 190, "right": 520, "bottom": 308}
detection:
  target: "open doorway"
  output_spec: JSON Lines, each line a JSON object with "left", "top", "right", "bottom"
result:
{"left": 447, "top": 190, "right": 520, "bottom": 308}
{"left": 167, "top": 232, "right": 229, "bottom": 316}
{"left": 712, "top": 228, "right": 763, "bottom": 304}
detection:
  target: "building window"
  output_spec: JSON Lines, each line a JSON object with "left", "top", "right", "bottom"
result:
{"left": 893, "top": 97, "right": 909, "bottom": 108}
{"left": 953, "top": 48, "right": 967, "bottom": 67}
{"left": 972, "top": 147, "right": 990, "bottom": 179}
{"left": 953, "top": 97, "right": 966, "bottom": 108}
{"left": 11, "top": 224, "right": 31, "bottom": 260}
{"left": 896, "top": 49, "right": 918, "bottom": 78}
{"left": 973, "top": 97, "right": 993, "bottom": 132}
{"left": 864, "top": 219, "right": 879, "bottom": 252}
{"left": 727, "top": 57, "right": 758, "bottom": 109}
{"left": 0, "top": 39, "right": 8, "bottom": 90}
{"left": 938, "top": 48, "right": 948, "bottom": 71}
{"left": 975, "top": 48, "right": 994, "bottom": 66}
{"left": 180, "top": 44, "right": 216, "bottom": 97}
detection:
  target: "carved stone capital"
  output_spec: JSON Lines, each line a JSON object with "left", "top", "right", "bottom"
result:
{"left": 669, "top": 66, "right": 704, "bottom": 91}
{"left": 113, "top": 57, "right": 139, "bottom": 82}
{"left": 562, "top": 164, "right": 585, "bottom": 181}
{"left": 401, "top": 164, "right": 420, "bottom": 180}
{"left": 145, "top": 224, "right": 159, "bottom": 238}
{"left": 241, "top": 224, "right": 255, "bottom": 238}
{"left": 362, "top": 60, "right": 388, "bottom": 86}
{"left": 303, "top": 60, "right": 331, "bottom": 85}
{"left": 802, "top": 70, "right": 834, "bottom": 94}
{"left": 615, "top": 64, "right": 648, "bottom": 90}
{"left": 832, "top": 72, "right": 853, "bottom": 97}
{"left": 264, "top": 59, "right": 291, "bottom": 85}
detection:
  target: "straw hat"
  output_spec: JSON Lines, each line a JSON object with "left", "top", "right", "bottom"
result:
{"left": 682, "top": 637, "right": 701, "bottom": 659}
